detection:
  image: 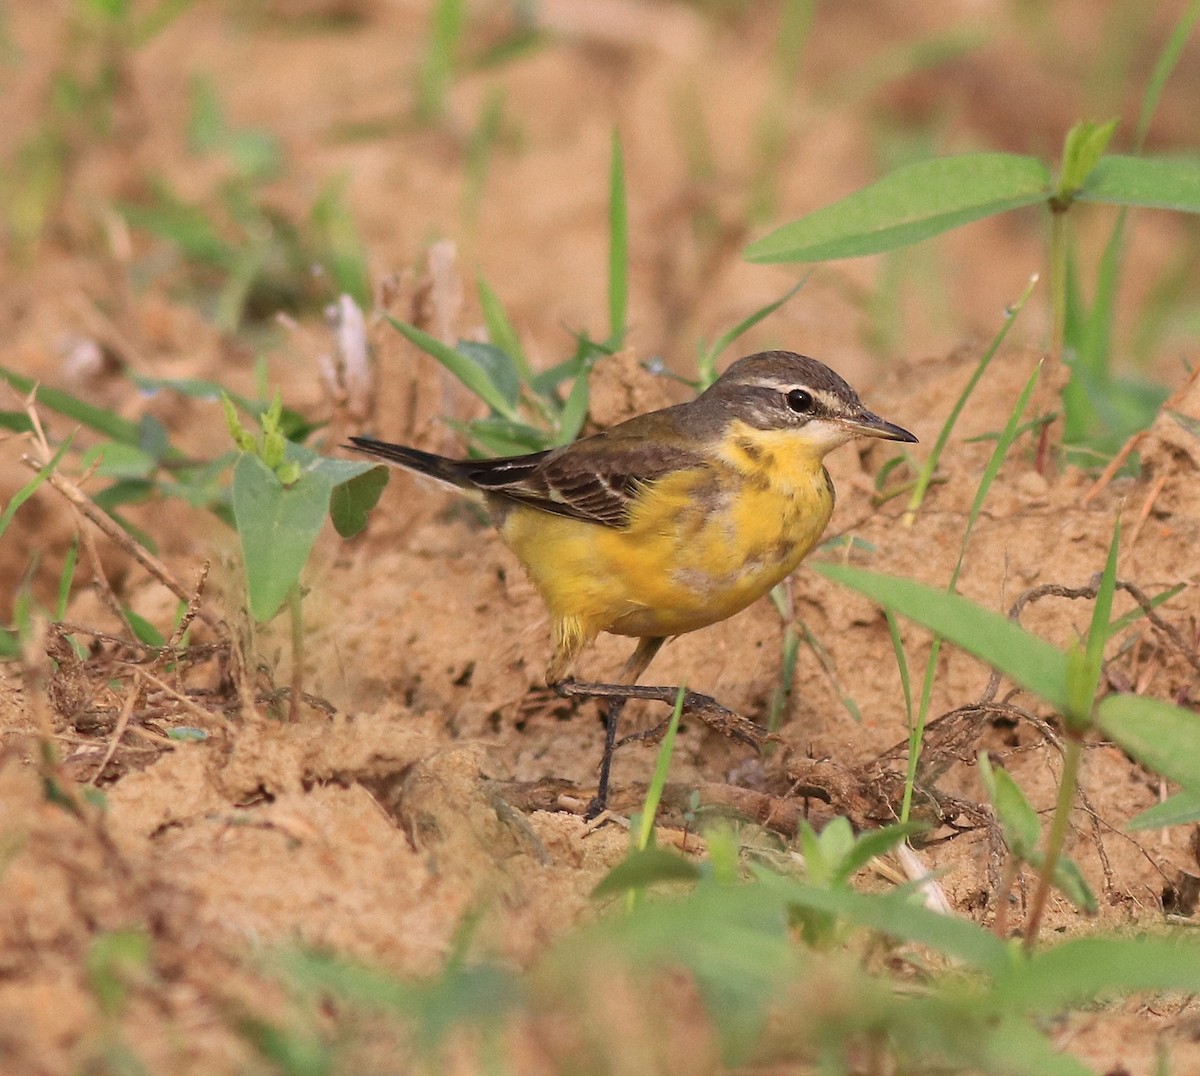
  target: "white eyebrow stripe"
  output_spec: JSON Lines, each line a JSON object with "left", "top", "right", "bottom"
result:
{"left": 741, "top": 378, "right": 847, "bottom": 410}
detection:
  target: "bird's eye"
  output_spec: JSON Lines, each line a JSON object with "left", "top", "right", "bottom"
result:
{"left": 785, "top": 388, "right": 814, "bottom": 414}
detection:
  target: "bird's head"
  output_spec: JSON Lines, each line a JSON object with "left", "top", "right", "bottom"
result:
{"left": 705, "top": 350, "right": 917, "bottom": 457}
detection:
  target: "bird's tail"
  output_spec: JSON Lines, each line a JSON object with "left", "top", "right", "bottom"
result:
{"left": 346, "top": 436, "right": 474, "bottom": 491}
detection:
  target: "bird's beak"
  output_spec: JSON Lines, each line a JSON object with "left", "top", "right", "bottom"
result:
{"left": 842, "top": 410, "right": 918, "bottom": 443}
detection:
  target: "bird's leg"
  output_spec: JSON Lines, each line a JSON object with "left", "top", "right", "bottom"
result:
{"left": 553, "top": 636, "right": 665, "bottom": 821}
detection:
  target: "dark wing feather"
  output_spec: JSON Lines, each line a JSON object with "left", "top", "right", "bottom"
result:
{"left": 350, "top": 409, "right": 710, "bottom": 530}
{"left": 464, "top": 434, "right": 708, "bottom": 529}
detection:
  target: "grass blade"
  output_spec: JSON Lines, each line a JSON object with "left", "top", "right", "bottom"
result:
{"left": 386, "top": 317, "right": 521, "bottom": 422}
{"left": 608, "top": 129, "right": 629, "bottom": 345}
{"left": 903, "top": 275, "right": 1037, "bottom": 523}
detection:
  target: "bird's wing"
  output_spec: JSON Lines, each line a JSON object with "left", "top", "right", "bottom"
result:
{"left": 464, "top": 426, "right": 708, "bottom": 528}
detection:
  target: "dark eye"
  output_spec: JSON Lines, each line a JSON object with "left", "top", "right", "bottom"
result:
{"left": 785, "top": 388, "right": 813, "bottom": 414}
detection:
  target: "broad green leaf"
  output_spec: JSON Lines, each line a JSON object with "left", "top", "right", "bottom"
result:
{"left": 978, "top": 754, "right": 1040, "bottom": 859}
{"left": 386, "top": 317, "right": 520, "bottom": 421}
{"left": 992, "top": 936, "right": 1200, "bottom": 1010}
{"left": 231, "top": 454, "right": 334, "bottom": 622}
{"left": 1095, "top": 693, "right": 1200, "bottom": 792}
{"left": 815, "top": 564, "right": 1071, "bottom": 713}
{"left": 591, "top": 846, "right": 701, "bottom": 898}
{"left": 1077, "top": 155, "right": 1200, "bottom": 213}
{"left": 1126, "top": 789, "right": 1200, "bottom": 831}
{"left": 329, "top": 465, "right": 388, "bottom": 539}
{"left": 745, "top": 153, "right": 1051, "bottom": 263}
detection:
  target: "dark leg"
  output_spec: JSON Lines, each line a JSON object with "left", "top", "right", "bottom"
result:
{"left": 555, "top": 636, "right": 664, "bottom": 821}
{"left": 552, "top": 637, "right": 771, "bottom": 820}
{"left": 557, "top": 681, "right": 770, "bottom": 752}
{"left": 587, "top": 695, "right": 627, "bottom": 820}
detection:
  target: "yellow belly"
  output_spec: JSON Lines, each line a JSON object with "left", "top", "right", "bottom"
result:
{"left": 498, "top": 459, "right": 834, "bottom": 669}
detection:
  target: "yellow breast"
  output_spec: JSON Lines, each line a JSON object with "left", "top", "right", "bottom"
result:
{"left": 498, "top": 420, "right": 835, "bottom": 668}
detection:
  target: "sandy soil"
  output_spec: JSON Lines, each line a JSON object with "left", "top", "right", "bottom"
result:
{"left": 2, "top": 2, "right": 1200, "bottom": 1072}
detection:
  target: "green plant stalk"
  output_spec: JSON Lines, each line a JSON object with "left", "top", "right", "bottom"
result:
{"left": 627, "top": 685, "right": 686, "bottom": 913}
{"left": 900, "top": 360, "right": 1042, "bottom": 823}
{"left": 288, "top": 582, "right": 303, "bottom": 723}
{"left": 635, "top": 684, "right": 687, "bottom": 854}
{"left": 1023, "top": 733, "right": 1083, "bottom": 950}
{"left": 902, "top": 274, "right": 1037, "bottom": 524}
{"left": 1049, "top": 209, "right": 1069, "bottom": 361}
{"left": 608, "top": 129, "right": 629, "bottom": 345}
{"left": 416, "top": 0, "right": 465, "bottom": 122}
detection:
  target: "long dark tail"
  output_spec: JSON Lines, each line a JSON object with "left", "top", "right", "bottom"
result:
{"left": 346, "top": 436, "right": 475, "bottom": 489}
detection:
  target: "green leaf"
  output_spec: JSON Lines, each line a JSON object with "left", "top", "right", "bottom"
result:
{"left": 832, "top": 822, "right": 924, "bottom": 883}
{"left": 450, "top": 416, "right": 552, "bottom": 455}
{"left": 0, "top": 366, "right": 142, "bottom": 445}
{"left": 745, "top": 153, "right": 1051, "bottom": 263}
{"left": 386, "top": 317, "right": 520, "bottom": 421}
{"left": 1095, "top": 693, "right": 1200, "bottom": 793}
{"left": 697, "top": 276, "right": 808, "bottom": 388}
{"left": 992, "top": 937, "right": 1200, "bottom": 1010}
{"left": 759, "top": 877, "right": 1012, "bottom": 976}
{"left": 231, "top": 454, "right": 334, "bottom": 622}
{"left": 1169, "top": 410, "right": 1200, "bottom": 439}
{"left": 978, "top": 754, "right": 1040, "bottom": 859}
{"left": 477, "top": 276, "right": 531, "bottom": 381}
{"left": 456, "top": 341, "right": 521, "bottom": 410}
{"left": 1044, "top": 854, "right": 1097, "bottom": 914}
{"left": 124, "top": 610, "right": 165, "bottom": 648}
{"left": 1134, "top": 0, "right": 1200, "bottom": 149}
{"left": 1126, "top": 789, "right": 1200, "bottom": 831}
{"left": 0, "top": 434, "right": 74, "bottom": 541}
{"left": 608, "top": 129, "right": 628, "bottom": 344}
{"left": 1077, "top": 520, "right": 1120, "bottom": 725}
{"left": 82, "top": 442, "right": 158, "bottom": 480}
{"left": 1057, "top": 120, "right": 1118, "bottom": 196}
{"left": 556, "top": 353, "right": 601, "bottom": 445}
{"left": 591, "top": 846, "right": 701, "bottom": 898}
{"left": 329, "top": 465, "right": 388, "bottom": 539}
{"left": 87, "top": 929, "right": 150, "bottom": 1018}
{"left": 1077, "top": 155, "right": 1200, "bottom": 213}
{"left": 814, "top": 564, "right": 1071, "bottom": 713}
{"left": 166, "top": 727, "right": 208, "bottom": 742}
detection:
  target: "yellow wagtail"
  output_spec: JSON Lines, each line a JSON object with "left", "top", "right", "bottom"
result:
{"left": 349, "top": 350, "right": 916, "bottom": 816}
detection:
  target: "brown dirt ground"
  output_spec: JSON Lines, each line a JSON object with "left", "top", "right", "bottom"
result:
{"left": 3, "top": 2, "right": 1200, "bottom": 1073}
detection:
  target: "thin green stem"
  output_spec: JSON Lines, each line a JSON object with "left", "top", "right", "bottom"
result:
{"left": 1049, "top": 210, "right": 1068, "bottom": 361}
{"left": 1023, "top": 733, "right": 1083, "bottom": 950}
{"left": 288, "top": 583, "right": 303, "bottom": 723}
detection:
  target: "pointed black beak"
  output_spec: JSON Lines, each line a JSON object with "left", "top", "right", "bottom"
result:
{"left": 843, "top": 409, "right": 918, "bottom": 443}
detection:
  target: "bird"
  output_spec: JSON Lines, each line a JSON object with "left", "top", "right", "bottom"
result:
{"left": 348, "top": 350, "right": 916, "bottom": 818}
